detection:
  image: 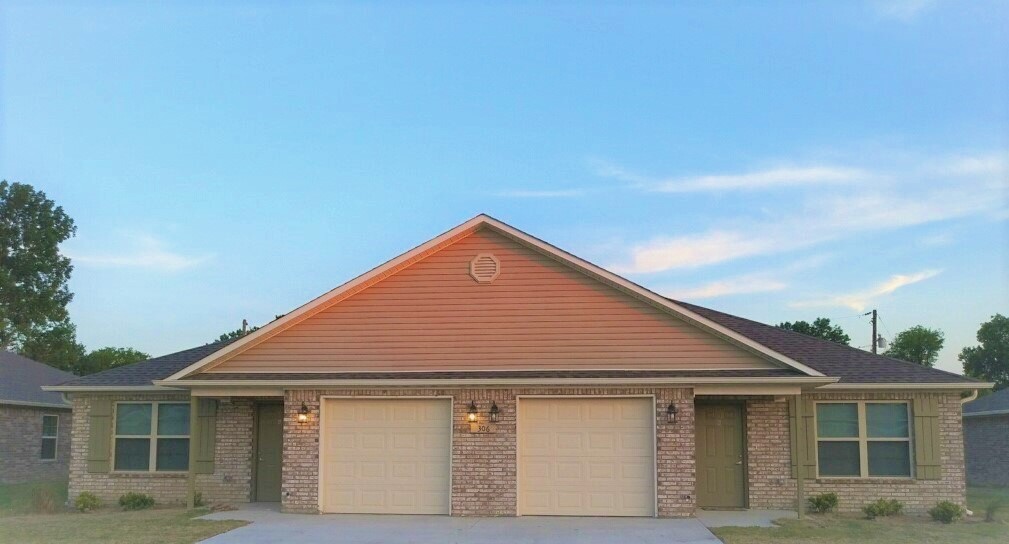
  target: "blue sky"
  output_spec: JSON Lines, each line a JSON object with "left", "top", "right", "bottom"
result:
{"left": 1, "top": 1, "right": 1006, "bottom": 374}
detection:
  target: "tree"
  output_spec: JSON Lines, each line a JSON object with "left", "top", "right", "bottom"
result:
{"left": 885, "top": 325, "right": 945, "bottom": 367}
{"left": 76, "top": 347, "right": 150, "bottom": 376}
{"left": 776, "top": 318, "right": 851, "bottom": 345}
{"left": 216, "top": 324, "right": 260, "bottom": 343}
{"left": 961, "top": 314, "right": 1009, "bottom": 391}
{"left": 0, "top": 181, "right": 77, "bottom": 351}
{"left": 18, "top": 319, "right": 85, "bottom": 372}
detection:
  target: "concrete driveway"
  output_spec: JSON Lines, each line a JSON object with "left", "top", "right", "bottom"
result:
{"left": 198, "top": 504, "right": 722, "bottom": 544}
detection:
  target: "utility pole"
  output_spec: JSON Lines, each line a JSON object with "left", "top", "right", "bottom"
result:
{"left": 865, "top": 309, "right": 878, "bottom": 354}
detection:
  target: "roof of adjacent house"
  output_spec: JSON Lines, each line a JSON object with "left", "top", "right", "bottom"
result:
{"left": 963, "top": 388, "right": 1009, "bottom": 416}
{"left": 52, "top": 301, "right": 981, "bottom": 389}
{"left": 0, "top": 351, "right": 76, "bottom": 408}
{"left": 674, "top": 301, "right": 981, "bottom": 386}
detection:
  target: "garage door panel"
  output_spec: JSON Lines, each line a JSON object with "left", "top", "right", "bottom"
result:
{"left": 519, "top": 398, "right": 655, "bottom": 517}
{"left": 322, "top": 399, "right": 450, "bottom": 514}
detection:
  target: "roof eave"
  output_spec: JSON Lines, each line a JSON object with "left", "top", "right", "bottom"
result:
{"left": 819, "top": 382, "right": 993, "bottom": 390}
{"left": 41, "top": 385, "right": 183, "bottom": 393}
{"left": 963, "top": 409, "right": 1009, "bottom": 418}
{"left": 0, "top": 399, "right": 72, "bottom": 409}
{"left": 156, "top": 376, "right": 839, "bottom": 388}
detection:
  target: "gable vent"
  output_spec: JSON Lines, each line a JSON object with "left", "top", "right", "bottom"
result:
{"left": 469, "top": 253, "right": 501, "bottom": 283}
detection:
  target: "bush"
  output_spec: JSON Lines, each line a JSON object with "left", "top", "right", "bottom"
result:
{"left": 929, "top": 501, "right": 965, "bottom": 524}
{"left": 118, "top": 492, "right": 155, "bottom": 511}
{"left": 193, "top": 492, "right": 204, "bottom": 508}
{"left": 30, "top": 485, "right": 59, "bottom": 514}
{"left": 862, "top": 498, "right": 903, "bottom": 519}
{"left": 74, "top": 492, "right": 101, "bottom": 512}
{"left": 807, "top": 492, "right": 839, "bottom": 513}
{"left": 984, "top": 497, "right": 1005, "bottom": 522}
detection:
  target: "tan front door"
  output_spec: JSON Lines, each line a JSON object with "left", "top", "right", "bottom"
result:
{"left": 518, "top": 397, "right": 655, "bottom": 516}
{"left": 321, "top": 398, "right": 451, "bottom": 514}
{"left": 696, "top": 403, "right": 745, "bottom": 508}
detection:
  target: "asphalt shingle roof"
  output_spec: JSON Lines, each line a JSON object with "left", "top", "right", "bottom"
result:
{"left": 963, "top": 388, "right": 1009, "bottom": 415}
{"left": 54, "top": 302, "right": 981, "bottom": 389}
{"left": 0, "top": 351, "right": 76, "bottom": 407}
{"left": 674, "top": 300, "right": 980, "bottom": 385}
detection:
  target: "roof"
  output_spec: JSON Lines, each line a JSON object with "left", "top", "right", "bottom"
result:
{"left": 675, "top": 300, "right": 981, "bottom": 386}
{"left": 964, "top": 388, "right": 1009, "bottom": 416}
{"left": 53, "top": 340, "right": 237, "bottom": 389}
{"left": 181, "top": 369, "right": 807, "bottom": 381}
{"left": 0, "top": 351, "right": 76, "bottom": 408}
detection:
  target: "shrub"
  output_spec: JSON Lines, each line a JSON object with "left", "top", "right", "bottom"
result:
{"left": 862, "top": 498, "right": 903, "bottom": 519}
{"left": 193, "top": 492, "right": 204, "bottom": 508}
{"left": 30, "top": 485, "right": 59, "bottom": 514}
{"left": 807, "top": 492, "right": 839, "bottom": 514}
{"left": 118, "top": 492, "right": 155, "bottom": 511}
{"left": 74, "top": 492, "right": 101, "bottom": 512}
{"left": 929, "top": 501, "right": 965, "bottom": 524}
{"left": 984, "top": 497, "right": 1005, "bottom": 522}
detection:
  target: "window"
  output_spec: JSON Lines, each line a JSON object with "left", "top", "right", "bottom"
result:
{"left": 815, "top": 402, "right": 912, "bottom": 478}
{"left": 40, "top": 415, "right": 58, "bottom": 460}
{"left": 113, "top": 402, "right": 190, "bottom": 472}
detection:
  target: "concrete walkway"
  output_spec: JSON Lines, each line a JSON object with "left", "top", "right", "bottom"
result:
{"left": 198, "top": 504, "right": 722, "bottom": 544}
{"left": 696, "top": 509, "right": 796, "bottom": 528}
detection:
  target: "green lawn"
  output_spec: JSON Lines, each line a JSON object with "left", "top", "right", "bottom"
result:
{"left": 0, "top": 480, "right": 245, "bottom": 543}
{"left": 713, "top": 487, "right": 1009, "bottom": 544}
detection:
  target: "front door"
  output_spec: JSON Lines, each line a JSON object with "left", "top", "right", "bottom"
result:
{"left": 695, "top": 403, "right": 745, "bottom": 508}
{"left": 255, "top": 404, "right": 283, "bottom": 502}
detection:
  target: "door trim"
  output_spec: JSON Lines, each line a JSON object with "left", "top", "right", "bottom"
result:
{"left": 515, "top": 394, "right": 657, "bottom": 518}
{"left": 694, "top": 400, "right": 749, "bottom": 509}
{"left": 252, "top": 402, "right": 283, "bottom": 502}
{"left": 317, "top": 395, "right": 454, "bottom": 515}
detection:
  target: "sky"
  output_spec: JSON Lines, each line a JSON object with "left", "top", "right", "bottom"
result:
{"left": 1, "top": 1, "right": 1007, "bottom": 375}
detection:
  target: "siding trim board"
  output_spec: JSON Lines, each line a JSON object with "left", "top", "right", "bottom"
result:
{"left": 163, "top": 215, "right": 823, "bottom": 381}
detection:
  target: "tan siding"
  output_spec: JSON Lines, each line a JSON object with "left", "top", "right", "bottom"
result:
{"left": 214, "top": 229, "right": 775, "bottom": 372}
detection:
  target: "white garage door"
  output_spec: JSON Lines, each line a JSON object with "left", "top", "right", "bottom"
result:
{"left": 321, "top": 398, "right": 451, "bottom": 514}
{"left": 518, "top": 397, "right": 655, "bottom": 517}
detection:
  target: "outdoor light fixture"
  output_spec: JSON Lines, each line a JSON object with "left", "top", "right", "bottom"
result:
{"left": 298, "top": 402, "right": 310, "bottom": 423}
{"left": 489, "top": 401, "right": 500, "bottom": 423}
{"left": 666, "top": 403, "right": 678, "bottom": 424}
{"left": 468, "top": 401, "right": 478, "bottom": 422}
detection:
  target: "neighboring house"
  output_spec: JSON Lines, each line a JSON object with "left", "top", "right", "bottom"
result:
{"left": 47, "top": 215, "right": 988, "bottom": 517}
{"left": 0, "top": 351, "right": 75, "bottom": 484}
{"left": 963, "top": 388, "right": 1009, "bottom": 487}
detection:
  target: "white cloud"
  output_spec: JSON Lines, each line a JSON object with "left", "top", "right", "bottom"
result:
{"left": 609, "top": 151, "right": 1007, "bottom": 274}
{"left": 494, "top": 189, "right": 585, "bottom": 198}
{"left": 596, "top": 162, "right": 872, "bottom": 193}
{"left": 666, "top": 275, "right": 787, "bottom": 300}
{"left": 872, "top": 0, "right": 938, "bottom": 21}
{"left": 69, "top": 234, "right": 212, "bottom": 272}
{"left": 791, "top": 269, "right": 941, "bottom": 311}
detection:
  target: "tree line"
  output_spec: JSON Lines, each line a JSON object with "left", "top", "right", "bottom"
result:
{"left": 2, "top": 179, "right": 1007, "bottom": 388}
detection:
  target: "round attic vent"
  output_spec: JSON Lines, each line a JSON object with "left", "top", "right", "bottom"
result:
{"left": 469, "top": 253, "right": 500, "bottom": 283}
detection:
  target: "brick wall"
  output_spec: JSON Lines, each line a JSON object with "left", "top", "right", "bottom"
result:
{"left": 963, "top": 414, "right": 1009, "bottom": 487}
{"left": 0, "top": 404, "right": 72, "bottom": 484}
{"left": 68, "top": 394, "right": 253, "bottom": 505}
{"left": 282, "top": 387, "right": 695, "bottom": 517}
{"left": 746, "top": 391, "right": 967, "bottom": 514}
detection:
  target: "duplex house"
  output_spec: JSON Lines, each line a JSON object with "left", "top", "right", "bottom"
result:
{"left": 47, "top": 215, "right": 986, "bottom": 516}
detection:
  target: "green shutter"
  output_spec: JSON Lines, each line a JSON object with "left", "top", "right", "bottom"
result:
{"left": 913, "top": 393, "right": 942, "bottom": 480}
{"left": 87, "top": 398, "right": 112, "bottom": 473}
{"left": 194, "top": 399, "right": 218, "bottom": 474}
{"left": 789, "top": 397, "right": 817, "bottom": 479}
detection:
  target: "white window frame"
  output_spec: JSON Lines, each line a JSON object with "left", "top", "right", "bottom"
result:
{"left": 814, "top": 400, "right": 913, "bottom": 479}
{"left": 112, "top": 401, "right": 190, "bottom": 473}
{"left": 40, "top": 414, "right": 58, "bottom": 461}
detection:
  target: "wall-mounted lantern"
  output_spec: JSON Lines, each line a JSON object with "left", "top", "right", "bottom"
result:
{"left": 489, "top": 401, "right": 500, "bottom": 423}
{"left": 467, "top": 401, "right": 478, "bottom": 422}
{"left": 666, "top": 402, "right": 678, "bottom": 424}
{"left": 298, "top": 402, "right": 310, "bottom": 423}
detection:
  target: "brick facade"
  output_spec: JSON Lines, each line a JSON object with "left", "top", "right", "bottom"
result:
{"left": 282, "top": 387, "right": 695, "bottom": 517}
{"left": 745, "top": 391, "right": 967, "bottom": 514}
{"left": 963, "top": 413, "right": 1009, "bottom": 487}
{"left": 68, "top": 394, "right": 254, "bottom": 505}
{"left": 0, "top": 404, "right": 72, "bottom": 484}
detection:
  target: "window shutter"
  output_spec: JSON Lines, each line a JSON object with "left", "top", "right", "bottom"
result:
{"left": 913, "top": 393, "right": 942, "bottom": 480}
{"left": 194, "top": 399, "right": 218, "bottom": 474}
{"left": 87, "top": 398, "right": 112, "bottom": 473}
{"left": 788, "top": 397, "right": 817, "bottom": 479}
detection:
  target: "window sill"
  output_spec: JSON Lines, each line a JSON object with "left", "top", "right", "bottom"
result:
{"left": 814, "top": 477, "right": 916, "bottom": 484}
{"left": 109, "top": 472, "right": 188, "bottom": 479}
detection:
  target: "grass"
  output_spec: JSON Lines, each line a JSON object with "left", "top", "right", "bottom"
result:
{"left": 712, "top": 487, "right": 1009, "bottom": 544}
{"left": 0, "top": 481, "right": 246, "bottom": 543}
